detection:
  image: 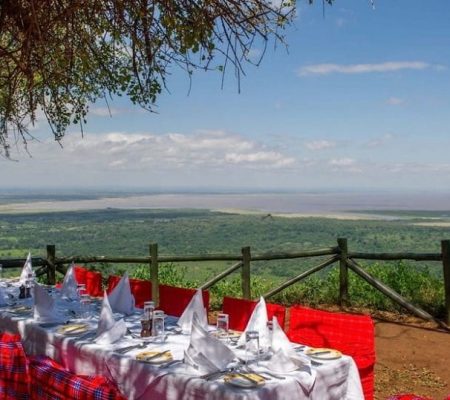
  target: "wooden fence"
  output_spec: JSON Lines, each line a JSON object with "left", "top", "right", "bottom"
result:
{"left": 1, "top": 238, "right": 449, "bottom": 329}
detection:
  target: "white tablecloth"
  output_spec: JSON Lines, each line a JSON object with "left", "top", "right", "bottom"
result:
{"left": 0, "top": 284, "right": 364, "bottom": 400}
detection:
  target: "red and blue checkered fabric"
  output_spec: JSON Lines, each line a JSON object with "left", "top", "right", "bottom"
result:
{"left": 0, "top": 332, "right": 30, "bottom": 399}
{"left": 159, "top": 285, "right": 210, "bottom": 317}
{"left": 222, "top": 297, "right": 287, "bottom": 331}
{"left": 29, "top": 355, "right": 126, "bottom": 400}
{"left": 386, "top": 395, "right": 432, "bottom": 400}
{"left": 288, "top": 305, "right": 376, "bottom": 400}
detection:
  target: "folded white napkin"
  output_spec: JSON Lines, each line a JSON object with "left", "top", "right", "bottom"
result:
{"left": 177, "top": 289, "right": 208, "bottom": 333}
{"left": 184, "top": 313, "right": 235, "bottom": 374}
{"left": 271, "top": 316, "right": 295, "bottom": 354}
{"left": 266, "top": 317, "right": 316, "bottom": 391}
{"left": 19, "top": 252, "right": 33, "bottom": 284}
{"left": 94, "top": 291, "right": 127, "bottom": 345}
{"left": 108, "top": 272, "right": 135, "bottom": 316}
{"left": 60, "top": 263, "right": 79, "bottom": 301}
{"left": 33, "top": 283, "right": 66, "bottom": 323}
{"left": 237, "top": 296, "right": 270, "bottom": 349}
{"left": 0, "top": 286, "right": 8, "bottom": 306}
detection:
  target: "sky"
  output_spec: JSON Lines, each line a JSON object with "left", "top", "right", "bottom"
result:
{"left": 3, "top": 0, "right": 450, "bottom": 192}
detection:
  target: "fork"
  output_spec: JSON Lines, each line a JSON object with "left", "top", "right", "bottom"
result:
{"left": 115, "top": 342, "right": 147, "bottom": 354}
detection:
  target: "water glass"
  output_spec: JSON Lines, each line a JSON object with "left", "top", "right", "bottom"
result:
{"left": 216, "top": 313, "right": 229, "bottom": 337}
{"left": 152, "top": 310, "right": 165, "bottom": 341}
{"left": 245, "top": 330, "right": 260, "bottom": 364}
{"left": 143, "top": 301, "right": 155, "bottom": 320}
{"left": 80, "top": 294, "right": 91, "bottom": 319}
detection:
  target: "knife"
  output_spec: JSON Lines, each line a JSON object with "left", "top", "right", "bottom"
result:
{"left": 309, "top": 350, "right": 332, "bottom": 356}
{"left": 143, "top": 350, "right": 170, "bottom": 362}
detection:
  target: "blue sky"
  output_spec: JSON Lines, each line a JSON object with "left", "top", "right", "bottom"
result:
{"left": 3, "top": 0, "right": 450, "bottom": 191}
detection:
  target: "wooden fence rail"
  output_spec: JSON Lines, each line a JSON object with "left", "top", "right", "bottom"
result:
{"left": 1, "top": 238, "right": 449, "bottom": 328}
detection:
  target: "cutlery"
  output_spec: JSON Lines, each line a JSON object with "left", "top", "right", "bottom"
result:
{"left": 308, "top": 350, "right": 331, "bottom": 356}
{"left": 200, "top": 368, "right": 233, "bottom": 381}
{"left": 234, "top": 372, "right": 263, "bottom": 385}
{"left": 78, "top": 330, "right": 97, "bottom": 341}
{"left": 126, "top": 328, "right": 140, "bottom": 338}
{"left": 243, "top": 367, "right": 285, "bottom": 380}
{"left": 159, "top": 360, "right": 183, "bottom": 368}
{"left": 141, "top": 350, "right": 170, "bottom": 362}
{"left": 115, "top": 343, "right": 147, "bottom": 354}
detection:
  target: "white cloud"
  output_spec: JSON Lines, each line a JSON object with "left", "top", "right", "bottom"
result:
{"left": 89, "top": 107, "right": 122, "bottom": 117}
{"left": 386, "top": 97, "right": 405, "bottom": 106}
{"left": 298, "top": 61, "right": 432, "bottom": 76}
{"left": 9, "top": 130, "right": 296, "bottom": 172}
{"left": 306, "top": 140, "right": 336, "bottom": 151}
{"left": 329, "top": 158, "right": 355, "bottom": 167}
{"left": 366, "top": 133, "right": 394, "bottom": 148}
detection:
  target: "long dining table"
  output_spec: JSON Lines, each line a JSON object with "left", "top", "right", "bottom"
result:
{"left": 0, "top": 282, "right": 364, "bottom": 400}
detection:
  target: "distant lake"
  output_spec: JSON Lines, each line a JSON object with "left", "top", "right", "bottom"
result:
{"left": 1, "top": 191, "right": 450, "bottom": 215}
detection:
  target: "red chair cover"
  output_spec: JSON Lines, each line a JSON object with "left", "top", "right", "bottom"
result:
{"left": 159, "top": 285, "right": 209, "bottom": 317}
{"left": 129, "top": 278, "right": 152, "bottom": 308}
{"left": 386, "top": 395, "right": 433, "bottom": 400}
{"left": 85, "top": 270, "right": 103, "bottom": 297}
{"left": 288, "top": 305, "right": 375, "bottom": 400}
{"left": 73, "top": 266, "right": 87, "bottom": 285}
{"left": 222, "top": 297, "right": 287, "bottom": 331}
{"left": 29, "top": 355, "right": 126, "bottom": 400}
{"left": 0, "top": 332, "right": 30, "bottom": 399}
{"left": 106, "top": 275, "right": 121, "bottom": 294}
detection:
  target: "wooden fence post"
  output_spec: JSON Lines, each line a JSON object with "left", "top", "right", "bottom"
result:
{"left": 46, "top": 245, "right": 56, "bottom": 285}
{"left": 338, "top": 238, "right": 349, "bottom": 305}
{"left": 241, "top": 246, "right": 251, "bottom": 300}
{"left": 150, "top": 243, "right": 159, "bottom": 306}
{"left": 441, "top": 240, "right": 450, "bottom": 326}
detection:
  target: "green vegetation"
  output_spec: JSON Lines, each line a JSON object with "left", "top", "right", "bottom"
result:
{"left": 0, "top": 208, "right": 447, "bottom": 316}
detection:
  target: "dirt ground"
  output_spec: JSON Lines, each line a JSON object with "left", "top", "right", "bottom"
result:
{"left": 374, "top": 317, "right": 449, "bottom": 400}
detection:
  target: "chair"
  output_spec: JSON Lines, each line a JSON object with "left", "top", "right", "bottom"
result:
{"left": 129, "top": 278, "right": 152, "bottom": 308}
{"left": 222, "top": 296, "right": 287, "bottom": 331}
{"left": 73, "top": 266, "right": 103, "bottom": 297}
{"left": 28, "top": 355, "right": 125, "bottom": 400}
{"left": 106, "top": 275, "right": 121, "bottom": 294}
{"left": 287, "top": 305, "right": 375, "bottom": 400}
{"left": 0, "top": 332, "right": 30, "bottom": 399}
{"left": 386, "top": 396, "right": 432, "bottom": 400}
{"left": 159, "top": 285, "right": 209, "bottom": 317}
{"left": 85, "top": 270, "right": 103, "bottom": 297}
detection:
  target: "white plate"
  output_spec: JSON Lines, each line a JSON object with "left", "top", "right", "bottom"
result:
{"left": 305, "top": 348, "right": 342, "bottom": 360}
{"left": 224, "top": 373, "right": 265, "bottom": 389}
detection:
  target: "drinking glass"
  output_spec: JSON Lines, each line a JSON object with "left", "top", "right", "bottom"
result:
{"left": 80, "top": 294, "right": 91, "bottom": 319}
{"left": 245, "top": 330, "right": 260, "bottom": 364}
{"left": 152, "top": 310, "right": 165, "bottom": 342}
{"left": 143, "top": 301, "right": 155, "bottom": 321}
{"left": 216, "top": 313, "right": 229, "bottom": 338}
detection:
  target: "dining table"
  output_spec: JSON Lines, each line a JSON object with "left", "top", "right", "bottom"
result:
{"left": 0, "top": 281, "right": 365, "bottom": 400}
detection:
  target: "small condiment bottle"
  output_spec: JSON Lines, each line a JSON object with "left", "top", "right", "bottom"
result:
{"left": 19, "top": 284, "right": 26, "bottom": 299}
{"left": 140, "top": 319, "right": 151, "bottom": 338}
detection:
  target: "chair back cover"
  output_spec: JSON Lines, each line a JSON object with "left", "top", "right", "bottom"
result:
{"left": 129, "top": 278, "right": 152, "bottom": 308}
{"left": 29, "top": 355, "right": 125, "bottom": 400}
{"left": 0, "top": 332, "right": 30, "bottom": 399}
{"left": 106, "top": 275, "right": 121, "bottom": 294}
{"left": 222, "top": 296, "right": 286, "bottom": 331}
{"left": 288, "top": 305, "right": 376, "bottom": 400}
{"left": 85, "top": 270, "right": 103, "bottom": 297}
{"left": 159, "top": 285, "right": 209, "bottom": 317}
